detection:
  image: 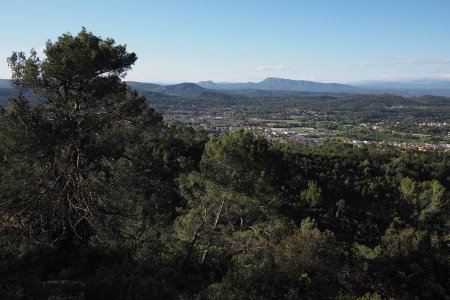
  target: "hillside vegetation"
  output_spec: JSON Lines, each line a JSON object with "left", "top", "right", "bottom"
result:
{"left": 1, "top": 30, "right": 449, "bottom": 300}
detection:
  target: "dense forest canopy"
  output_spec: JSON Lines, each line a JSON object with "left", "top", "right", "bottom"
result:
{"left": 0, "top": 30, "right": 449, "bottom": 299}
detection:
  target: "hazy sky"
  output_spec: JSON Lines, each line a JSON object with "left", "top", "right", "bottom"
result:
{"left": 1, "top": 0, "right": 450, "bottom": 83}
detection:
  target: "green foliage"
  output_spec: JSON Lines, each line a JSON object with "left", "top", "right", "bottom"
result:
{"left": 201, "top": 252, "right": 289, "bottom": 300}
{"left": 175, "top": 131, "right": 289, "bottom": 267}
{"left": 275, "top": 228, "right": 361, "bottom": 298}
{"left": 399, "top": 177, "right": 449, "bottom": 241}
{"left": 0, "top": 28, "right": 165, "bottom": 250}
{"left": 368, "top": 226, "right": 449, "bottom": 299}
{"left": 200, "top": 130, "right": 275, "bottom": 195}
{"left": 300, "top": 180, "right": 323, "bottom": 210}
{"left": 354, "top": 243, "right": 381, "bottom": 260}
{"left": 357, "top": 293, "right": 382, "bottom": 300}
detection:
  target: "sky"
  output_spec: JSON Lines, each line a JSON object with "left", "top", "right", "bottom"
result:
{"left": 1, "top": 0, "right": 450, "bottom": 83}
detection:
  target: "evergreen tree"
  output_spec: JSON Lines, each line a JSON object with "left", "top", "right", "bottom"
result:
{"left": 1, "top": 28, "right": 162, "bottom": 247}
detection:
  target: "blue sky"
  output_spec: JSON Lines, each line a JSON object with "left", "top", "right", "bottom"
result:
{"left": 1, "top": 0, "right": 450, "bottom": 83}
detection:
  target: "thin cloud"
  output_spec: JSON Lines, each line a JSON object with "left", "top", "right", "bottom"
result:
{"left": 385, "top": 59, "right": 450, "bottom": 66}
{"left": 248, "top": 65, "right": 299, "bottom": 72}
{"left": 375, "top": 71, "right": 450, "bottom": 80}
{"left": 362, "top": 59, "right": 450, "bottom": 67}
{"left": 209, "top": 65, "right": 299, "bottom": 74}
{"left": 361, "top": 62, "right": 377, "bottom": 67}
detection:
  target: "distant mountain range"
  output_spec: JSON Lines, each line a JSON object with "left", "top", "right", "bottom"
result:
{"left": 198, "top": 77, "right": 357, "bottom": 93}
{"left": 126, "top": 78, "right": 359, "bottom": 98}
{"left": 353, "top": 79, "right": 450, "bottom": 91}
{"left": 2, "top": 78, "right": 450, "bottom": 103}
{"left": 127, "top": 77, "right": 450, "bottom": 97}
{"left": 126, "top": 82, "right": 204, "bottom": 97}
{"left": 0, "top": 79, "right": 13, "bottom": 89}
{"left": 126, "top": 81, "right": 161, "bottom": 92}
{"left": 350, "top": 79, "right": 450, "bottom": 97}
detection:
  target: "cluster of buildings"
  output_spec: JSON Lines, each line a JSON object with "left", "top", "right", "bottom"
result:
{"left": 161, "top": 108, "right": 450, "bottom": 152}
{"left": 350, "top": 140, "right": 450, "bottom": 151}
{"left": 384, "top": 141, "right": 450, "bottom": 151}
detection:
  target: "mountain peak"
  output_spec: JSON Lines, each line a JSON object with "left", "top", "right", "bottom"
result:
{"left": 198, "top": 80, "right": 217, "bottom": 89}
{"left": 199, "top": 77, "right": 356, "bottom": 92}
{"left": 261, "top": 77, "right": 293, "bottom": 82}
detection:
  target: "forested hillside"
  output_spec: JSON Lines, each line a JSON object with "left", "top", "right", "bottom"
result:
{"left": 0, "top": 30, "right": 449, "bottom": 300}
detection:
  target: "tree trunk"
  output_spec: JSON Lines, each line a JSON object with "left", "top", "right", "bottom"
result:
{"left": 201, "top": 196, "right": 226, "bottom": 265}
{"left": 183, "top": 207, "right": 208, "bottom": 267}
